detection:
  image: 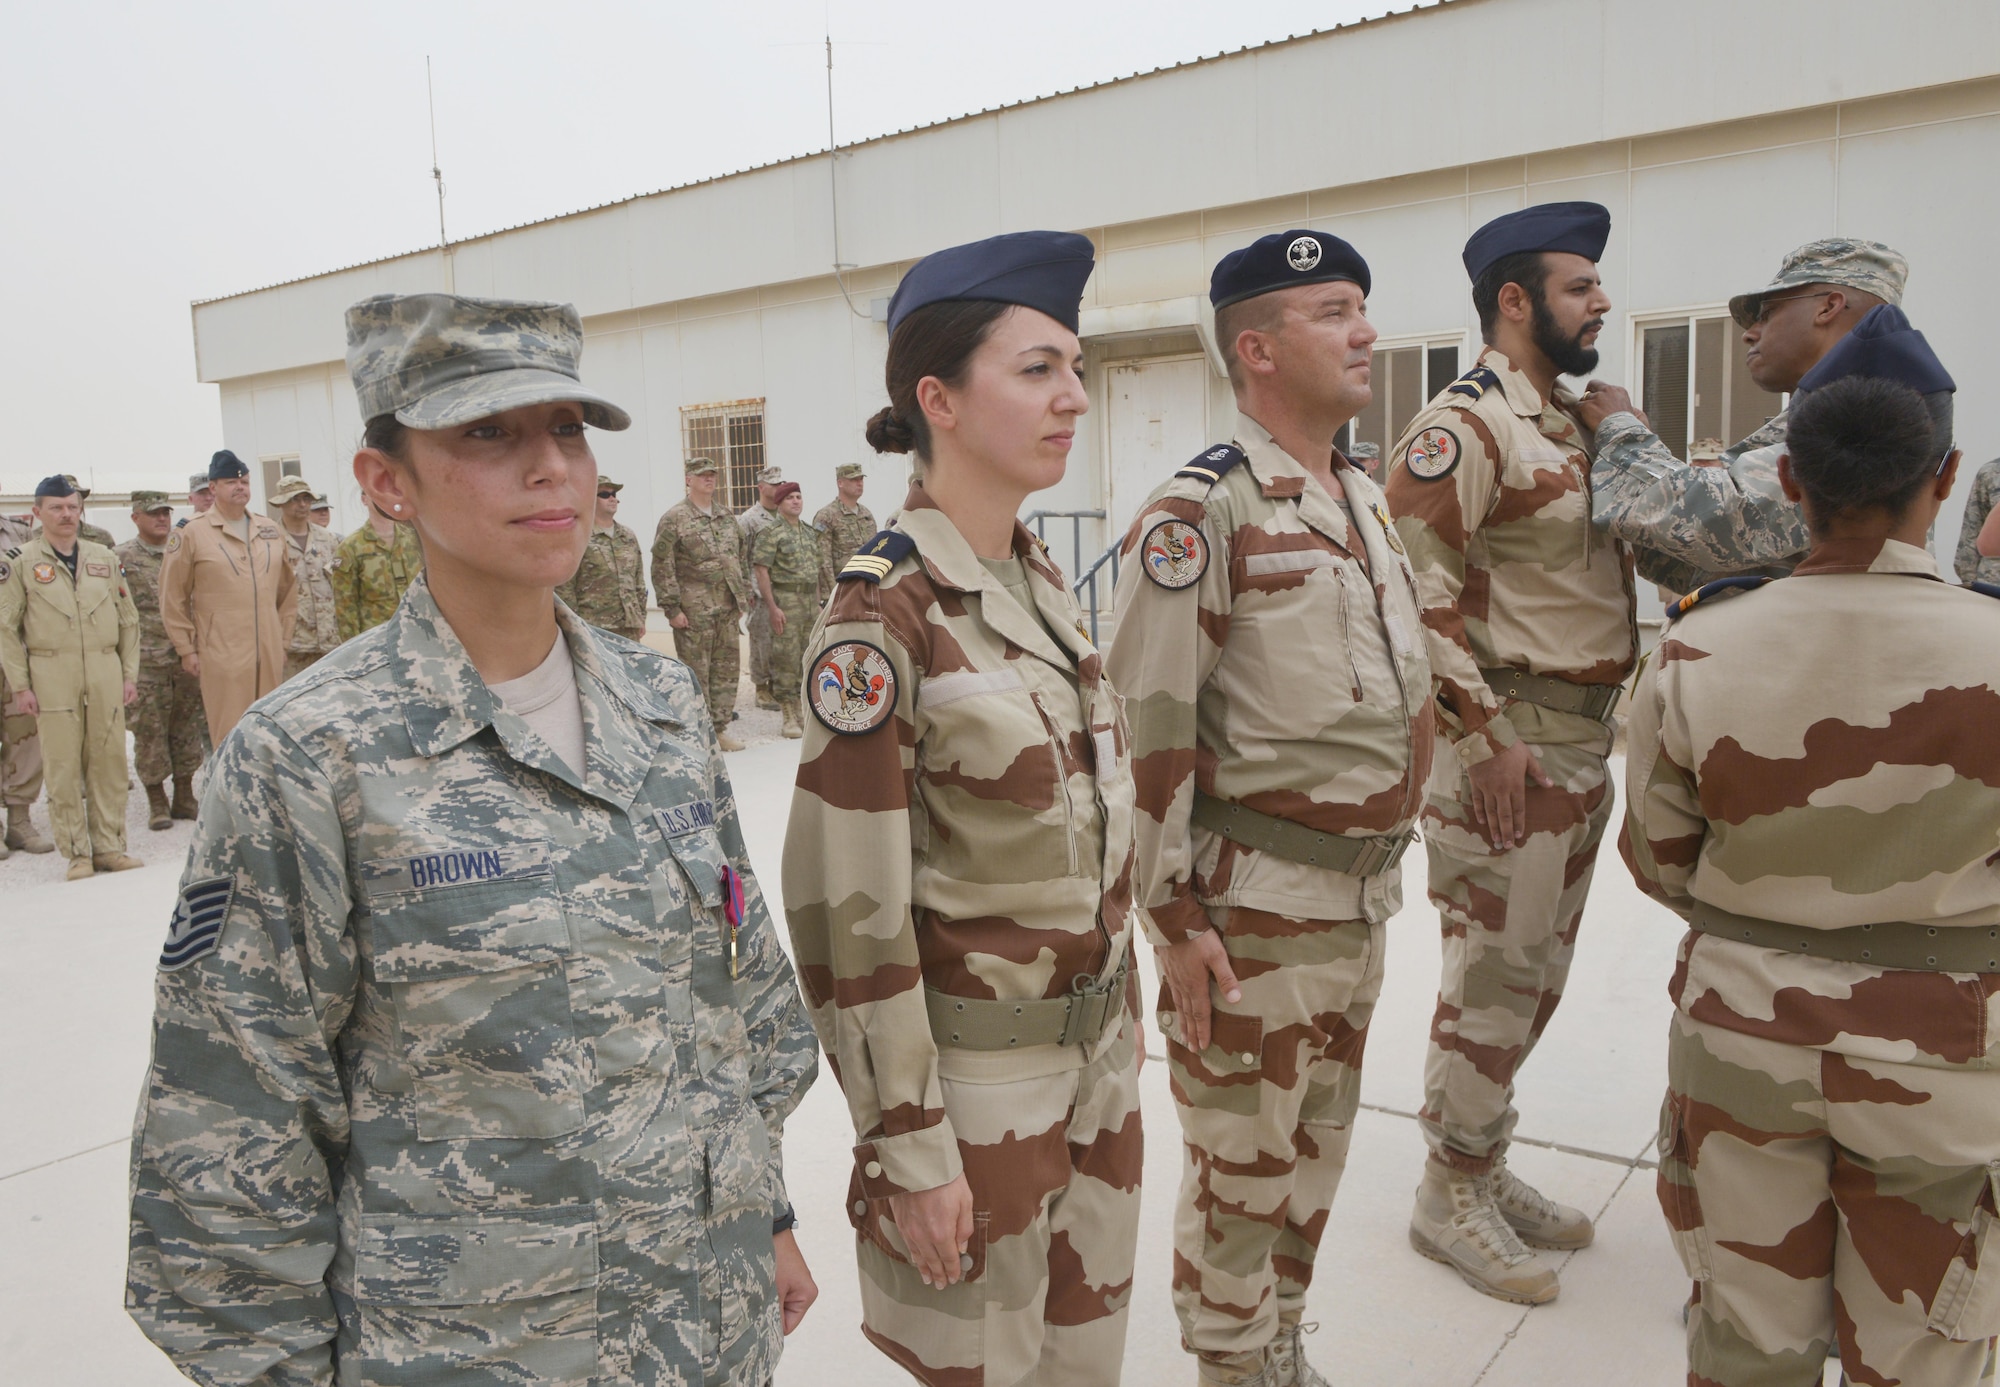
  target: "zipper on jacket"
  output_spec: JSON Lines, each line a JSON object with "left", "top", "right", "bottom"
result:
{"left": 1029, "top": 690, "right": 1080, "bottom": 876}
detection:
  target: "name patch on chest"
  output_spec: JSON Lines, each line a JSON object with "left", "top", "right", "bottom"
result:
{"left": 86, "top": 561, "right": 111, "bottom": 577}
{"left": 362, "top": 842, "right": 552, "bottom": 898}
{"left": 654, "top": 799, "right": 717, "bottom": 838}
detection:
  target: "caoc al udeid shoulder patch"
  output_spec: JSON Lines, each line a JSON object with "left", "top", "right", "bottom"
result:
{"left": 160, "top": 877, "right": 234, "bottom": 971}
{"left": 1141, "top": 518, "right": 1209, "bottom": 590}
{"left": 1404, "top": 427, "right": 1461, "bottom": 481}
{"left": 809, "top": 641, "right": 897, "bottom": 735}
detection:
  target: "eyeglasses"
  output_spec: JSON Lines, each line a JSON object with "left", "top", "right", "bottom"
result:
{"left": 1736, "top": 290, "right": 1833, "bottom": 328}
{"left": 596, "top": 491, "right": 618, "bottom": 500}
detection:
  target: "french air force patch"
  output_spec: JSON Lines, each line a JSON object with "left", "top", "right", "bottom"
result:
{"left": 809, "top": 640, "right": 898, "bottom": 736}
{"left": 1404, "top": 427, "right": 1461, "bottom": 481}
{"left": 160, "top": 876, "right": 234, "bottom": 971}
{"left": 1141, "top": 518, "right": 1209, "bottom": 590}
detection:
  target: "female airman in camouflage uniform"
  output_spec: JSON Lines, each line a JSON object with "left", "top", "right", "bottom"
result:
{"left": 782, "top": 233, "right": 1143, "bottom": 1387}
{"left": 127, "top": 291, "right": 819, "bottom": 1387}
{"left": 1624, "top": 320, "right": 2000, "bottom": 1386}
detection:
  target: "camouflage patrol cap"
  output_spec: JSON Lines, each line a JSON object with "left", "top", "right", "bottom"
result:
{"left": 834, "top": 463, "right": 865, "bottom": 480}
{"left": 62, "top": 473, "right": 91, "bottom": 498}
{"left": 269, "top": 477, "right": 315, "bottom": 506}
{"left": 130, "top": 490, "right": 173, "bottom": 513}
{"left": 188, "top": 473, "right": 211, "bottom": 495}
{"left": 1729, "top": 239, "right": 1907, "bottom": 328}
{"left": 756, "top": 466, "right": 784, "bottom": 485}
{"left": 345, "top": 292, "right": 632, "bottom": 433}
{"left": 1348, "top": 442, "right": 1380, "bottom": 460}
{"left": 685, "top": 455, "right": 720, "bottom": 476}
{"left": 310, "top": 494, "right": 330, "bottom": 508}
{"left": 596, "top": 476, "right": 625, "bottom": 493}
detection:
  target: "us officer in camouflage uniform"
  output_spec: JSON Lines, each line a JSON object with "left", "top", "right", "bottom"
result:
{"left": 739, "top": 466, "right": 784, "bottom": 709}
{"left": 751, "top": 482, "right": 825, "bottom": 740}
{"left": 1108, "top": 231, "right": 1431, "bottom": 1387}
{"left": 272, "top": 476, "right": 342, "bottom": 680}
{"left": 556, "top": 474, "right": 649, "bottom": 640}
{"left": 655, "top": 456, "right": 748, "bottom": 750}
{"left": 1578, "top": 239, "right": 1907, "bottom": 593}
{"left": 333, "top": 497, "right": 426, "bottom": 641}
{"left": 1622, "top": 331, "right": 2000, "bottom": 1386}
{"left": 128, "top": 290, "right": 819, "bottom": 1387}
{"left": 1385, "top": 204, "right": 1632, "bottom": 1304}
{"left": 813, "top": 463, "right": 877, "bottom": 577}
{"left": 783, "top": 232, "right": 1142, "bottom": 1387}
{"left": 116, "top": 491, "right": 205, "bottom": 829}
{"left": 0, "top": 508, "right": 52, "bottom": 859}
{"left": 1953, "top": 453, "right": 2000, "bottom": 586}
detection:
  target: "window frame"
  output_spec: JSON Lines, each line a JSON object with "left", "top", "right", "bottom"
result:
{"left": 1630, "top": 305, "right": 1787, "bottom": 462}
{"left": 1342, "top": 330, "right": 1471, "bottom": 459}
{"left": 678, "top": 398, "right": 768, "bottom": 514}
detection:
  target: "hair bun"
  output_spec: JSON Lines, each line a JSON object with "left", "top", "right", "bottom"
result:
{"left": 865, "top": 406, "right": 916, "bottom": 455}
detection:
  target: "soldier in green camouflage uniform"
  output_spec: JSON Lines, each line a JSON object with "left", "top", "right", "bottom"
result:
{"left": 128, "top": 290, "right": 819, "bottom": 1387}
{"left": 332, "top": 500, "right": 425, "bottom": 641}
{"left": 1580, "top": 239, "right": 1908, "bottom": 593}
{"left": 116, "top": 491, "right": 204, "bottom": 829}
{"left": 1622, "top": 351, "right": 2000, "bottom": 1387}
{"left": 751, "top": 483, "right": 825, "bottom": 739}
{"left": 654, "top": 456, "right": 747, "bottom": 748}
{"left": 739, "top": 467, "right": 783, "bottom": 709}
{"left": 1953, "top": 454, "right": 2000, "bottom": 586}
{"left": 1109, "top": 231, "right": 1431, "bottom": 1387}
{"left": 812, "top": 463, "right": 876, "bottom": 579}
{"left": 1385, "top": 204, "right": 1628, "bottom": 1305}
{"left": 0, "top": 509, "right": 52, "bottom": 858}
{"left": 556, "top": 474, "right": 649, "bottom": 640}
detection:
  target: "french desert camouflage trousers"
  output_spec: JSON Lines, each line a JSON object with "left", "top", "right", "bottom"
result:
{"left": 128, "top": 663, "right": 203, "bottom": 785}
{"left": 671, "top": 606, "right": 741, "bottom": 730}
{"left": 1419, "top": 742, "right": 1611, "bottom": 1174}
{"left": 746, "top": 589, "right": 773, "bottom": 691}
{"left": 1, "top": 677, "right": 41, "bottom": 806}
{"left": 1661, "top": 1011, "right": 2000, "bottom": 1387}
{"left": 1161, "top": 908, "right": 1383, "bottom": 1356}
{"left": 852, "top": 1018, "right": 1143, "bottom": 1386}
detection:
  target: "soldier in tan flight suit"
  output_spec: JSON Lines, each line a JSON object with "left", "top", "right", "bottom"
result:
{"left": 160, "top": 450, "right": 298, "bottom": 745}
{"left": 0, "top": 475, "right": 140, "bottom": 879}
{"left": 1108, "top": 231, "right": 1432, "bottom": 1387}
{"left": 1386, "top": 203, "right": 1633, "bottom": 1305}
{"left": 783, "top": 232, "right": 1143, "bottom": 1387}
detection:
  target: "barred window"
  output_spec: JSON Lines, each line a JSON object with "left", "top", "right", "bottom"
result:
{"left": 1341, "top": 336, "right": 1465, "bottom": 459}
{"left": 679, "top": 399, "right": 767, "bottom": 514}
{"left": 1635, "top": 311, "right": 1784, "bottom": 461}
{"left": 259, "top": 454, "right": 302, "bottom": 503}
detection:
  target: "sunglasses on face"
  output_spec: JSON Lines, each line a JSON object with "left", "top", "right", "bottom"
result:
{"left": 597, "top": 491, "right": 618, "bottom": 500}
{"left": 1736, "top": 290, "right": 1833, "bottom": 329}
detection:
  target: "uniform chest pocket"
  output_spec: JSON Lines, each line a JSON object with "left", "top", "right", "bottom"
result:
{"left": 366, "top": 855, "right": 587, "bottom": 1141}
{"left": 915, "top": 666, "right": 1075, "bottom": 882}
{"left": 1225, "top": 547, "right": 1362, "bottom": 736}
{"left": 650, "top": 821, "right": 750, "bottom": 1074}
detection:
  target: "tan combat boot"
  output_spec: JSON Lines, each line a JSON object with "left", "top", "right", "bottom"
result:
{"left": 169, "top": 777, "right": 198, "bottom": 821}
{"left": 7, "top": 804, "right": 54, "bottom": 853}
{"left": 1489, "top": 1157, "right": 1594, "bottom": 1250}
{"left": 145, "top": 784, "right": 172, "bottom": 831}
{"left": 1196, "top": 1349, "right": 1269, "bottom": 1387}
{"left": 94, "top": 853, "right": 144, "bottom": 872}
{"left": 756, "top": 685, "right": 780, "bottom": 712}
{"left": 717, "top": 731, "right": 746, "bottom": 752}
{"left": 1409, "top": 1158, "right": 1559, "bottom": 1304}
{"left": 1266, "top": 1321, "right": 1330, "bottom": 1387}
{"left": 780, "top": 702, "right": 804, "bottom": 739}
{"left": 67, "top": 856, "right": 95, "bottom": 881}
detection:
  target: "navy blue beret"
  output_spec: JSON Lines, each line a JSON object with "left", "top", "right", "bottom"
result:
{"left": 33, "top": 474, "right": 77, "bottom": 498}
{"left": 1210, "top": 230, "right": 1370, "bottom": 311}
{"left": 1462, "top": 201, "right": 1611, "bottom": 281}
{"left": 1797, "top": 305, "right": 1955, "bottom": 395}
{"left": 208, "top": 449, "right": 250, "bottom": 481}
{"left": 887, "top": 231, "right": 1096, "bottom": 335}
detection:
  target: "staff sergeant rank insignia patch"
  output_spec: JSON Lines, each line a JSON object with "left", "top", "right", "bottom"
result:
{"left": 1404, "top": 426, "right": 1461, "bottom": 482}
{"left": 810, "top": 640, "right": 898, "bottom": 735}
{"left": 159, "top": 876, "right": 234, "bottom": 971}
{"left": 1141, "top": 518, "right": 1209, "bottom": 589}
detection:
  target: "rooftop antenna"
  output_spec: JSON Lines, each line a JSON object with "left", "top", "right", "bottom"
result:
{"left": 824, "top": 31, "right": 870, "bottom": 319}
{"left": 427, "top": 57, "right": 452, "bottom": 275}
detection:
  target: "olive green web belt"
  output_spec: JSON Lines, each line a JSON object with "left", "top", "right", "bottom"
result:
{"left": 1480, "top": 667, "right": 1622, "bottom": 721}
{"left": 1689, "top": 900, "right": 2000, "bottom": 973}
{"left": 925, "top": 948, "right": 1130, "bottom": 1050}
{"left": 1191, "top": 791, "right": 1415, "bottom": 878}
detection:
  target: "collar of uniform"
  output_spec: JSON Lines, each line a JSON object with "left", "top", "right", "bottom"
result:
{"left": 1790, "top": 536, "right": 1943, "bottom": 580}
{"left": 894, "top": 484, "right": 1091, "bottom": 674}
{"left": 553, "top": 597, "right": 686, "bottom": 808}
{"left": 194, "top": 508, "right": 273, "bottom": 543}
{"left": 1234, "top": 413, "right": 1356, "bottom": 551}
{"left": 1476, "top": 346, "right": 1552, "bottom": 419}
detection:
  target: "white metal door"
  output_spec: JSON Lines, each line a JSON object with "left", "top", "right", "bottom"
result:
{"left": 1106, "top": 356, "right": 1209, "bottom": 542}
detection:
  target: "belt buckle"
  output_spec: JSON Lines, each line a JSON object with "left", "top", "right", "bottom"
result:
{"left": 1351, "top": 829, "right": 1414, "bottom": 878}
{"left": 1059, "top": 959, "right": 1125, "bottom": 1047}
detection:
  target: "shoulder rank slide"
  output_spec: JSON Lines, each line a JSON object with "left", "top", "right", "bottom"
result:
{"left": 838, "top": 529, "right": 916, "bottom": 583}
{"left": 1174, "top": 444, "right": 1246, "bottom": 487}
{"left": 1971, "top": 581, "right": 2000, "bottom": 600}
{"left": 1446, "top": 365, "right": 1502, "bottom": 402}
{"left": 1669, "top": 575, "right": 1771, "bottom": 620}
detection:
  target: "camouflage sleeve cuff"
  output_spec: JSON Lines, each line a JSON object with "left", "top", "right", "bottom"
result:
{"left": 1140, "top": 894, "right": 1213, "bottom": 948}
{"left": 1590, "top": 412, "right": 1654, "bottom": 456}
{"left": 1452, "top": 712, "right": 1517, "bottom": 768}
{"left": 852, "top": 1126, "right": 963, "bottom": 1200}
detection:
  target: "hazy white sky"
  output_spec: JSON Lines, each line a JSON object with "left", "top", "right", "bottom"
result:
{"left": 1, "top": 0, "right": 1383, "bottom": 493}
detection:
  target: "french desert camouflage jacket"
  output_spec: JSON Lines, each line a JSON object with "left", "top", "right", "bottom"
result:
{"left": 1105, "top": 416, "right": 1434, "bottom": 941}
{"left": 1385, "top": 347, "right": 1637, "bottom": 766}
{"left": 1591, "top": 409, "right": 1807, "bottom": 594}
{"left": 126, "top": 575, "right": 817, "bottom": 1386}
{"left": 781, "top": 484, "right": 1136, "bottom": 1201}
{"left": 1622, "top": 539, "right": 2000, "bottom": 1070}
